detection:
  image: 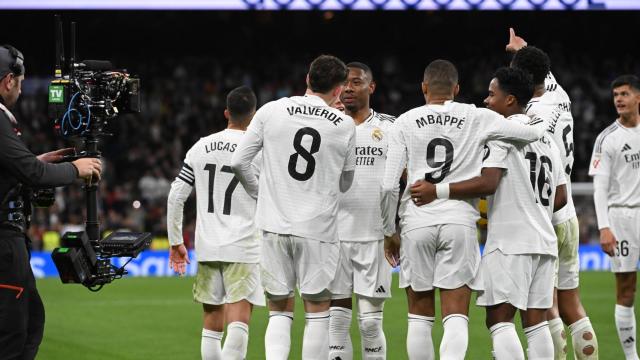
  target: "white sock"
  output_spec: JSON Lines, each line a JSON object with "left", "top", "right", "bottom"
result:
{"left": 201, "top": 328, "right": 223, "bottom": 360}
{"left": 440, "top": 314, "right": 468, "bottom": 360}
{"left": 303, "top": 311, "right": 330, "bottom": 360}
{"left": 222, "top": 321, "right": 249, "bottom": 360}
{"left": 548, "top": 317, "right": 567, "bottom": 360}
{"left": 525, "top": 321, "right": 554, "bottom": 360}
{"left": 615, "top": 304, "right": 639, "bottom": 360}
{"left": 490, "top": 322, "right": 524, "bottom": 360}
{"left": 407, "top": 314, "right": 435, "bottom": 360}
{"left": 569, "top": 317, "right": 598, "bottom": 359}
{"left": 329, "top": 307, "right": 353, "bottom": 360}
{"left": 265, "top": 311, "right": 293, "bottom": 360}
{"left": 359, "top": 310, "right": 385, "bottom": 359}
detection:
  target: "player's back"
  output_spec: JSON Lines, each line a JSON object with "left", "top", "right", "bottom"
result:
{"left": 527, "top": 72, "right": 576, "bottom": 224}
{"left": 188, "top": 129, "right": 259, "bottom": 262}
{"left": 395, "top": 101, "right": 519, "bottom": 231}
{"left": 484, "top": 115, "right": 563, "bottom": 256}
{"left": 256, "top": 94, "right": 356, "bottom": 241}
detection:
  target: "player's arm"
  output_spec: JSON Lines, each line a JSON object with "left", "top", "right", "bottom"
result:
{"left": 482, "top": 109, "right": 546, "bottom": 144}
{"left": 230, "top": 107, "right": 267, "bottom": 199}
{"left": 380, "top": 123, "right": 406, "bottom": 267}
{"left": 380, "top": 123, "right": 406, "bottom": 237}
{"left": 588, "top": 136, "right": 615, "bottom": 256}
{"left": 411, "top": 141, "right": 508, "bottom": 205}
{"left": 340, "top": 126, "right": 356, "bottom": 193}
{"left": 505, "top": 28, "right": 558, "bottom": 89}
{"left": 554, "top": 184, "right": 567, "bottom": 212}
{"left": 410, "top": 167, "right": 504, "bottom": 206}
{"left": 167, "top": 163, "right": 194, "bottom": 275}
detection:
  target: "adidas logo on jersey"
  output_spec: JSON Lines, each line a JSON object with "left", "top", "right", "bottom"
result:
{"left": 375, "top": 285, "right": 386, "bottom": 294}
{"left": 622, "top": 143, "right": 632, "bottom": 152}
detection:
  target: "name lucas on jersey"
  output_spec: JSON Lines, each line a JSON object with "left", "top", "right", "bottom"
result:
{"left": 286, "top": 105, "right": 344, "bottom": 126}
{"left": 415, "top": 114, "right": 465, "bottom": 129}
{"left": 355, "top": 145, "right": 384, "bottom": 166}
{"left": 205, "top": 141, "right": 237, "bottom": 153}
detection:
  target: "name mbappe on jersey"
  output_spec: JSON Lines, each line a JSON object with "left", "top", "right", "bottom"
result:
{"left": 414, "top": 113, "right": 466, "bottom": 129}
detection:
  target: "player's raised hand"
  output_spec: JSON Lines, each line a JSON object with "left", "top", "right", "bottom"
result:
{"left": 410, "top": 180, "right": 437, "bottom": 206}
{"left": 506, "top": 27, "right": 527, "bottom": 53}
{"left": 169, "top": 244, "right": 190, "bottom": 275}
{"left": 384, "top": 233, "right": 401, "bottom": 268}
{"left": 599, "top": 228, "right": 617, "bottom": 257}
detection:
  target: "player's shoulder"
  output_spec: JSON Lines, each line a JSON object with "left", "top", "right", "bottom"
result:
{"left": 594, "top": 121, "right": 621, "bottom": 151}
{"left": 372, "top": 110, "right": 396, "bottom": 123}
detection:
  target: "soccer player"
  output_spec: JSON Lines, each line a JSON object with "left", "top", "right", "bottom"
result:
{"left": 328, "top": 62, "right": 396, "bottom": 360}
{"left": 230, "top": 55, "right": 355, "bottom": 360}
{"left": 381, "top": 60, "right": 547, "bottom": 360}
{"left": 589, "top": 75, "right": 640, "bottom": 360}
{"left": 166, "top": 86, "right": 264, "bottom": 360}
{"left": 508, "top": 28, "right": 599, "bottom": 359}
{"left": 412, "top": 66, "right": 567, "bottom": 359}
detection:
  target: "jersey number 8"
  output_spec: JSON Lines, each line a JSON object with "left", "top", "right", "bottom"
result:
{"left": 288, "top": 127, "right": 321, "bottom": 181}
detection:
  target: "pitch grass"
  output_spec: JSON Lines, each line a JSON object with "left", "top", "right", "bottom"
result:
{"left": 38, "top": 272, "right": 628, "bottom": 359}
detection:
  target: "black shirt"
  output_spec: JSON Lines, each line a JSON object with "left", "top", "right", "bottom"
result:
{"left": 0, "top": 104, "right": 77, "bottom": 213}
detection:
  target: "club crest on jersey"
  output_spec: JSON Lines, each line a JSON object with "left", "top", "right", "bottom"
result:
{"left": 372, "top": 128, "right": 383, "bottom": 142}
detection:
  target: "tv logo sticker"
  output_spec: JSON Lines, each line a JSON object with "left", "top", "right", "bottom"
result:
{"left": 49, "top": 85, "right": 65, "bottom": 103}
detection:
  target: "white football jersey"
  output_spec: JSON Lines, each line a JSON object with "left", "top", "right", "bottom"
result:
{"left": 483, "top": 115, "right": 564, "bottom": 256}
{"left": 241, "top": 94, "right": 356, "bottom": 242}
{"left": 382, "top": 101, "right": 546, "bottom": 233}
{"left": 179, "top": 129, "right": 260, "bottom": 263}
{"left": 338, "top": 110, "right": 395, "bottom": 242}
{"left": 526, "top": 72, "right": 576, "bottom": 225}
{"left": 588, "top": 121, "right": 640, "bottom": 208}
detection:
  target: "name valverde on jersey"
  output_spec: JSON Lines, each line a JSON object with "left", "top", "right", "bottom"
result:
{"left": 234, "top": 94, "right": 356, "bottom": 242}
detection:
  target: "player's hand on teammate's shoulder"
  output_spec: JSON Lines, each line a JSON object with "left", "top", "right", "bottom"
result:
{"left": 506, "top": 27, "right": 527, "bottom": 53}
{"left": 169, "top": 244, "right": 190, "bottom": 276}
{"left": 599, "top": 227, "right": 617, "bottom": 257}
{"left": 410, "top": 180, "right": 437, "bottom": 206}
{"left": 384, "top": 233, "right": 401, "bottom": 268}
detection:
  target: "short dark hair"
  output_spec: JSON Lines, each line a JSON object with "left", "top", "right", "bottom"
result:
{"left": 423, "top": 59, "right": 458, "bottom": 93}
{"left": 511, "top": 46, "right": 550, "bottom": 86}
{"left": 611, "top": 74, "right": 640, "bottom": 92}
{"left": 347, "top": 61, "right": 373, "bottom": 81}
{"left": 308, "top": 55, "right": 348, "bottom": 94}
{"left": 226, "top": 86, "right": 257, "bottom": 120}
{"left": 493, "top": 67, "right": 534, "bottom": 107}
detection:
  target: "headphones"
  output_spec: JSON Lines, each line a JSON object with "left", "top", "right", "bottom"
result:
{"left": 1, "top": 44, "right": 25, "bottom": 77}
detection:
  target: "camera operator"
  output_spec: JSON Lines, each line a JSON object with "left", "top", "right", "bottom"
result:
{"left": 0, "top": 44, "right": 102, "bottom": 360}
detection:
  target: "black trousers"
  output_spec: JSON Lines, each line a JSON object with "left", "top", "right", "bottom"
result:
{"left": 0, "top": 229, "right": 44, "bottom": 360}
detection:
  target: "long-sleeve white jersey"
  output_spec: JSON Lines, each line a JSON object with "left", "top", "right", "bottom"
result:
{"left": 381, "top": 101, "right": 547, "bottom": 235}
{"left": 526, "top": 72, "right": 576, "bottom": 225}
{"left": 482, "top": 114, "right": 565, "bottom": 256}
{"left": 338, "top": 110, "right": 396, "bottom": 242}
{"left": 589, "top": 120, "right": 640, "bottom": 209}
{"left": 231, "top": 94, "right": 356, "bottom": 243}
{"left": 167, "top": 129, "right": 260, "bottom": 263}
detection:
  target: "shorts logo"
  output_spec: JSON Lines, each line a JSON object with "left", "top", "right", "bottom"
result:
{"left": 375, "top": 285, "right": 386, "bottom": 294}
{"left": 372, "top": 128, "right": 383, "bottom": 142}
